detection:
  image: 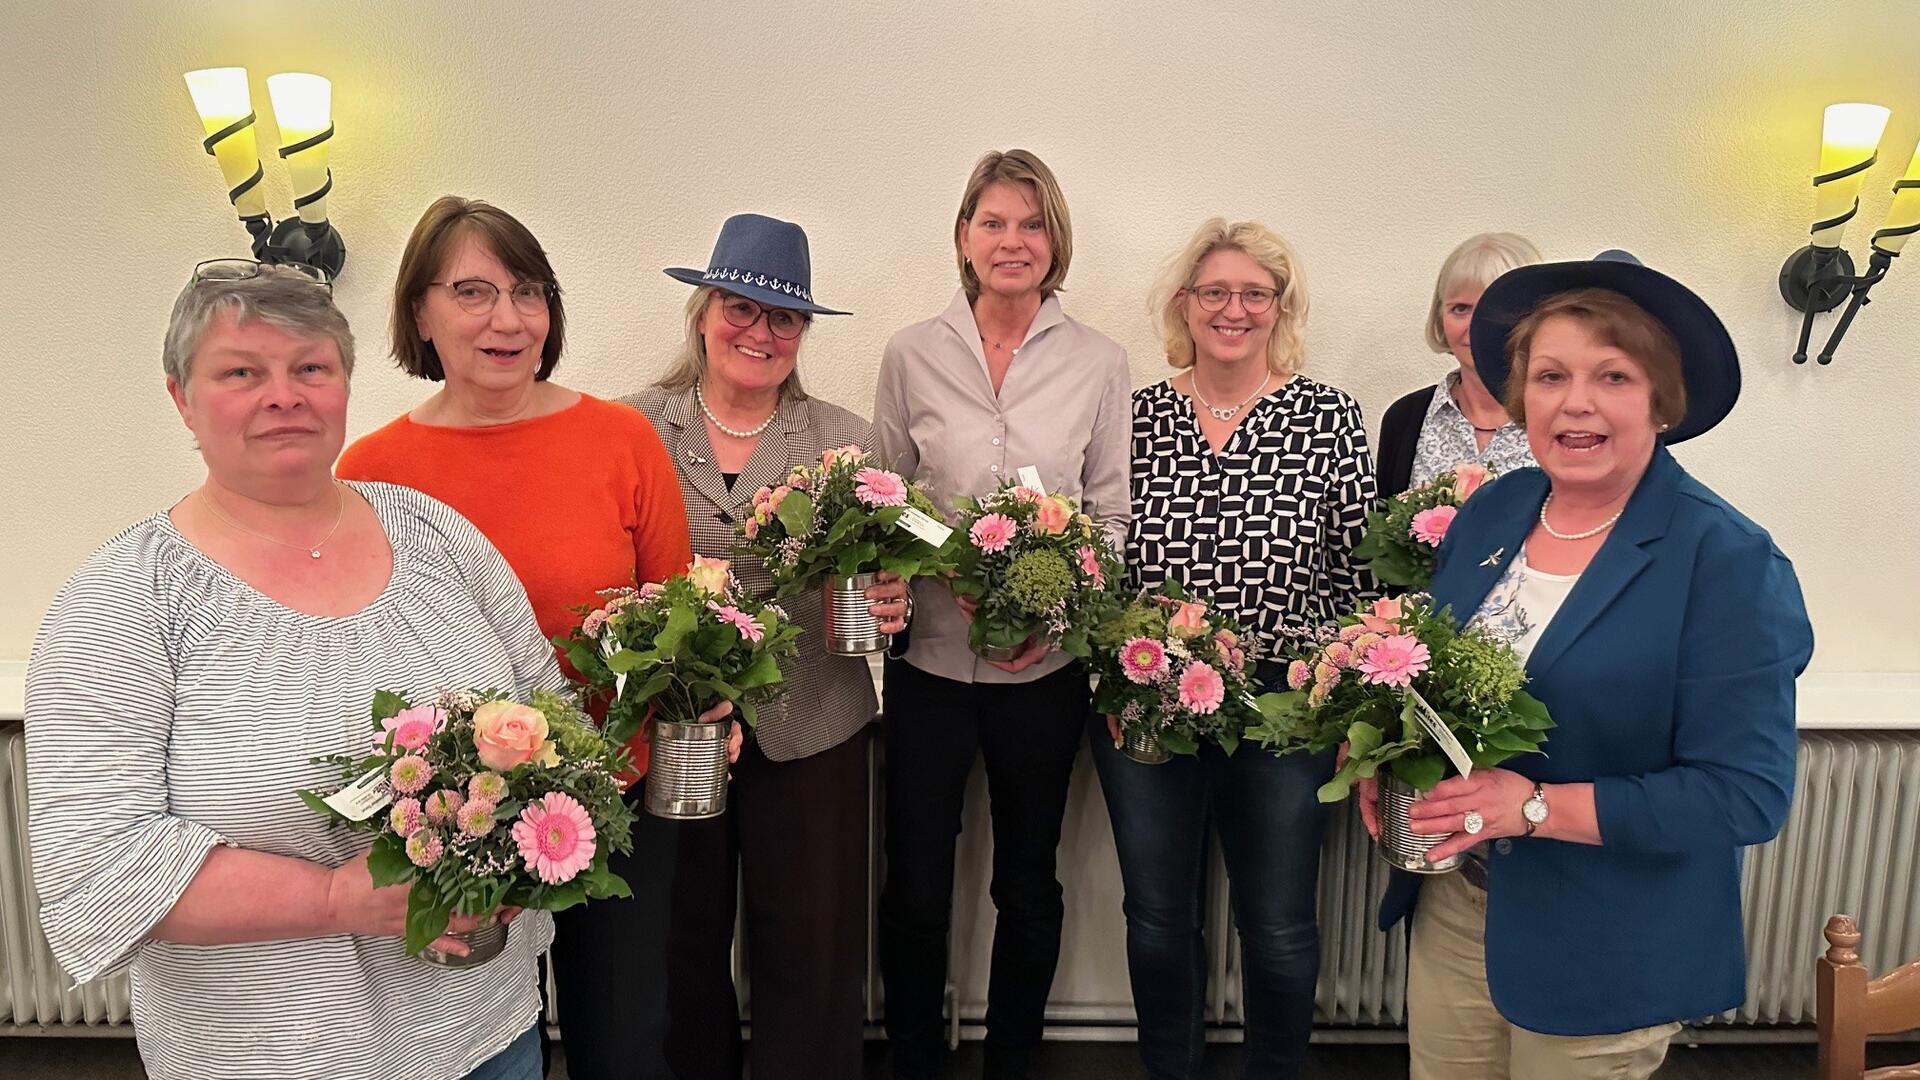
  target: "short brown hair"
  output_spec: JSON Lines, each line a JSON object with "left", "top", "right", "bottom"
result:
{"left": 1501, "top": 287, "right": 1687, "bottom": 429}
{"left": 953, "top": 149, "right": 1073, "bottom": 299}
{"left": 391, "top": 196, "right": 565, "bottom": 382}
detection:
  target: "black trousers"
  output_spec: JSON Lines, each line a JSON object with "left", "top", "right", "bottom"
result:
{"left": 665, "top": 727, "right": 874, "bottom": 1080}
{"left": 549, "top": 795, "right": 681, "bottom": 1080}
{"left": 878, "top": 659, "right": 1090, "bottom": 1080}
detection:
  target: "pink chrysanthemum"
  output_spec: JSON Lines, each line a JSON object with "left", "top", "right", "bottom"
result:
{"left": 708, "top": 602, "right": 765, "bottom": 643}
{"left": 468, "top": 771, "right": 509, "bottom": 804}
{"left": 405, "top": 829, "right": 444, "bottom": 868}
{"left": 854, "top": 468, "right": 909, "bottom": 508}
{"left": 388, "top": 797, "right": 424, "bottom": 837}
{"left": 1009, "top": 486, "right": 1043, "bottom": 504}
{"left": 1077, "top": 545, "right": 1105, "bottom": 589}
{"left": 1177, "top": 663, "right": 1226, "bottom": 715}
{"left": 970, "top": 513, "right": 1017, "bottom": 553}
{"left": 1314, "top": 662, "right": 1341, "bottom": 687}
{"left": 1410, "top": 505, "right": 1458, "bottom": 547}
{"left": 456, "top": 799, "right": 498, "bottom": 838}
{"left": 389, "top": 754, "right": 431, "bottom": 796}
{"left": 1338, "top": 623, "right": 1369, "bottom": 643}
{"left": 1359, "top": 634, "right": 1431, "bottom": 688}
{"left": 581, "top": 608, "right": 610, "bottom": 636}
{"left": 423, "top": 789, "right": 464, "bottom": 825}
{"left": 377, "top": 704, "right": 446, "bottom": 752}
{"left": 511, "top": 792, "right": 598, "bottom": 885}
{"left": 1120, "top": 637, "right": 1170, "bottom": 684}
{"left": 1322, "top": 641, "right": 1355, "bottom": 668}
{"left": 1286, "top": 659, "right": 1312, "bottom": 690}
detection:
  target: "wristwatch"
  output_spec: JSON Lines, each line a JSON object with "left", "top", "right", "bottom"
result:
{"left": 1521, "top": 783, "right": 1549, "bottom": 836}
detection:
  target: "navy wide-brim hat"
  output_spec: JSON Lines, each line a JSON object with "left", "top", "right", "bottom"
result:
{"left": 665, "top": 213, "right": 849, "bottom": 316}
{"left": 1468, "top": 250, "right": 1740, "bottom": 444}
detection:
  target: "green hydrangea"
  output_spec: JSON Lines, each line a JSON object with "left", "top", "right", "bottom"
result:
{"left": 1004, "top": 549, "right": 1074, "bottom": 616}
{"left": 1433, "top": 630, "right": 1525, "bottom": 710}
{"left": 1092, "top": 601, "right": 1165, "bottom": 651}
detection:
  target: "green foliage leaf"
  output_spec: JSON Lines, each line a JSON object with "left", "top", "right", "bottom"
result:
{"left": 1390, "top": 753, "right": 1449, "bottom": 792}
{"left": 1160, "top": 729, "right": 1198, "bottom": 756}
{"left": 776, "top": 490, "right": 815, "bottom": 536}
{"left": 655, "top": 605, "right": 698, "bottom": 654}
{"left": 366, "top": 837, "right": 414, "bottom": 887}
{"left": 404, "top": 883, "right": 453, "bottom": 955}
{"left": 371, "top": 689, "right": 410, "bottom": 724}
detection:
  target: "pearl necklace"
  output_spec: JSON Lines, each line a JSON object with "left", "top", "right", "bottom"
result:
{"left": 202, "top": 482, "right": 345, "bottom": 559}
{"left": 1538, "top": 494, "right": 1624, "bottom": 541}
{"left": 1190, "top": 373, "right": 1272, "bottom": 422}
{"left": 696, "top": 382, "right": 776, "bottom": 440}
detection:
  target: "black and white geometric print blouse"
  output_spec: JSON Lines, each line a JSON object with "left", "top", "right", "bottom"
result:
{"left": 1127, "top": 376, "right": 1379, "bottom": 666}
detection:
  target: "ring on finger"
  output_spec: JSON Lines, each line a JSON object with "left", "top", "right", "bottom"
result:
{"left": 1462, "top": 810, "right": 1485, "bottom": 835}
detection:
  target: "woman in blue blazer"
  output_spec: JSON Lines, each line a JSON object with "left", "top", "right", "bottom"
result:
{"left": 1362, "top": 250, "right": 1814, "bottom": 1080}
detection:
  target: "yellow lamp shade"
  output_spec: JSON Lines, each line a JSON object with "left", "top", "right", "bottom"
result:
{"left": 1810, "top": 103, "right": 1892, "bottom": 248}
{"left": 184, "top": 67, "right": 267, "bottom": 220}
{"left": 1871, "top": 141, "right": 1920, "bottom": 256}
{"left": 266, "top": 73, "right": 334, "bottom": 224}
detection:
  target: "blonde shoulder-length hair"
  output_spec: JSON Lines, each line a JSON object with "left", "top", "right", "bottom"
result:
{"left": 1149, "top": 219, "right": 1308, "bottom": 376}
{"left": 654, "top": 285, "right": 809, "bottom": 399}
{"left": 953, "top": 149, "right": 1074, "bottom": 300}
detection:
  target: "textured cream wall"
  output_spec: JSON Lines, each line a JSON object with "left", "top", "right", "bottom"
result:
{"left": 3, "top": 1, "right": 1917, "bottom": 668}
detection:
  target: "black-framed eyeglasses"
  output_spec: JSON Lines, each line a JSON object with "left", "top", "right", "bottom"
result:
{"left": 716, "top": 294, "right": 809, "bottom": 340}
{"left": 1188, "top": 285, "right": 1278, "bottom": 314}
{"left": 192, "top": 258, "right": 332, "bottom": 291}
{"left": 429, "top": 279, "right": 558, "bottom": 317}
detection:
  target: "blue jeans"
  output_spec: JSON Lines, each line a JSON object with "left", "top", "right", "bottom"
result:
{"left": 464, "top": 1025, "right": 542, "bottom": 1080}
{"left": 1089, "top": 715, "right": 1335, "bottom": 1080}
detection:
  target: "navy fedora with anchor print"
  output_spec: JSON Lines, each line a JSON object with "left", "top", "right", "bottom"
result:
{"left": 664, "top": 213, "right": 849, "bottom": 315}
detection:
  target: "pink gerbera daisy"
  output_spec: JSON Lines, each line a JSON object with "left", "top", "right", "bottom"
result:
{"left": 1410, "top": 505, "right": 1458, "bottom": 547}
{"left": 708, "top": 602, "right": 766, "bottom": 643}
{"left": 511, "top": 792, "right": 598, "bottom": 885}
{"left": 854, "top": 468, "right": 909, "bottom": 507}
{"left": 1177, "top": 663, "right": 1226, "bottom": 715}
{"left": 1358, "top": 634, "right": 1431, "bottom": 688}
{"left": 970, "top": 513, "right": 1017, "bottom": 553}
{"left": 377, "top": 704, "right": 446, "bottom": 752}
{"left": 1120, "top": 637, "right": 1170, "bottom": 684}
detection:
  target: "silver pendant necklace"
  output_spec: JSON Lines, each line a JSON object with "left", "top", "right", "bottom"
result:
{"left": 696, "top": 382, "right": 776, "bottom": 440}
{"left": 202, "top": 482, "right": 345, "bottom": 559}
{"left": 1538, "top": 493, "right": 1624, "bottom": 541}
{"left": 1190, "top": 372, "right": 1272, "bottom": 422}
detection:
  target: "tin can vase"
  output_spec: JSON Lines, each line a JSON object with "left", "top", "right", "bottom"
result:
{"left": 823, "top": 572, "right": 890, "bottom": 656}
{"left": 973, "top": 640, "right": 1022, "bottom": 662}
{"left": 644, "top": 719, "right": 730, "bottom": 819}
{"left": 1376, "top": 771, "right": 1464, "bottom": 874}
{"left": 418, "top": 912, "right": 508, "bottom": 968}
{"left": 1121, "top": 725, "right": 1171, "bottom": 765}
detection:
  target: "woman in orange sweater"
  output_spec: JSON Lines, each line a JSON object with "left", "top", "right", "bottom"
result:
{"left": 337, "top": 196, "right": 709, "bottom": 1080}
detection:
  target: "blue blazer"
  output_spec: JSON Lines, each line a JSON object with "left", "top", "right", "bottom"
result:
{"left": 1378, "top": 446, "right": 1813, "bottom": 1036}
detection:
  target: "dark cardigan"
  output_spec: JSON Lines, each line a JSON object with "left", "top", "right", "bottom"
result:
{"left": 1374, "top": 384, "right": 1437, "bottom": 499}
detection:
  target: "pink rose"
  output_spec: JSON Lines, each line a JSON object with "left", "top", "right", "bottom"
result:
{"left": 687, "top": 554, "right": 732, "bottom": 597}
{"left": 377, "top": 704, "right": 446, "bottom": 752}
{"left": 1032, "top": 495, "right": 1072, "bottom": 535}
{"left": 1451, "top": 463, "right": 1491, "bottom": 502}
{"left": 1410, "top": 505, "right": 1457, "bottom": 547}
{"left": 1358, "top": 596, "right": 1404, "bottom": 634}
{"left": 472, "top": 700, "right": 557, "bottom": 772}
{"left": 1168, "top": 601, "right": 1209, "bottom": 638}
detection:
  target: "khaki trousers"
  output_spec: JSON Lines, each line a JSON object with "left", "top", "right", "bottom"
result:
{"left": 1407, "top": 868, "right": 1681, "bottom": 1080}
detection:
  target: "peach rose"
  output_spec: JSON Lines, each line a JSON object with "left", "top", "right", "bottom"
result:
{"left": 1033, "top": 495, "right": 1073, "bottom": 535}
{"left": 1358, "top": 595, "right": 1404, "bottom": 634}
{"left": 1451, "top": 463, "right": 1491, "bottom": 502}
{"left": 687, "top": 554, "right": 732, "bottom": 597}
{"left": 472, "top": 700, "right": 557, "bottom": 772}
{"left": 1168, "top": 601, "right": 1209, "bottom": 638}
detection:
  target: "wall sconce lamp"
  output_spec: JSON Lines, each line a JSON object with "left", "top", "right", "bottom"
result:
{"left": 184, "top": 68, "right": 345, "bottom": 280}
{"left": 1778, "top": 103, "right": 1920, "bottom": 365}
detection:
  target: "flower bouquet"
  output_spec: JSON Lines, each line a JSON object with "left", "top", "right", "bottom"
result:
{"left": 1246, "top": 593, "right": 1552, "bottom": 873}
{"left": 300, "top": 687, "right": 636, "bottom": 966}
{"left": 1089, "top": 581, "right": 1262, "bottom": 764}
{"left": 734, "top": 444, "right": 955, "bottom": 655}
{"left": 1352, "top": 463, "right": 1493, "bottom": 589}
{"left": 556, "top": 555, "right": 803, "bottom": 819}
{"left": 948, "top": 482, "right": 1122, "bottom": 661}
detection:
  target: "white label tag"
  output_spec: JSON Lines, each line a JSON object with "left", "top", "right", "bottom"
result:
{"left": 1016, "top": 466, "right": 1046, "bottom": 495}
{"left": 600, "top": 634, "right": 627, "bottom": 701}
{"left": 322, "top": 766, "right": 393, "bottom": 822}
{"left": 1407, "top": 688, "right": 1475, "bottom": 780}
{"left": 897, "top": 507, "right": 955, "bottom": 547}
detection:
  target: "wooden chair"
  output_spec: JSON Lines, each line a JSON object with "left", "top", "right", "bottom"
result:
{"left": 1818, "top": 914, "right": 1920, "bottom": 1080}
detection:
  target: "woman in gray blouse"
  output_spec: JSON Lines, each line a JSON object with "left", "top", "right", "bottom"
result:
{"left": 624, "top": 214, "right": 907, "bottom": 1080}
{"left": 24, "top": 263, "right": 557, "bottom": 1080}
{"left": 873, "top": 149, "right": 1131, "bottom": 1080}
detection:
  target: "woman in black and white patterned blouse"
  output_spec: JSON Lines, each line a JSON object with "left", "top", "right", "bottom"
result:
{"left": 1091, "top": 219, "right": 1376, "bottom": 1080}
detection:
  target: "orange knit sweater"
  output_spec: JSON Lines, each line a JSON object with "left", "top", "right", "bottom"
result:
{"left": 338, "top": 394, "right": 693, "bottom": 775}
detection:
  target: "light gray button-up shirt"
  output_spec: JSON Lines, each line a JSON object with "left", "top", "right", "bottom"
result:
{"left": 874, "top": 288, "right": 1131, "bottom": 684}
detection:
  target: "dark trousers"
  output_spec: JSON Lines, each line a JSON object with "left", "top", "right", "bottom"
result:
{"left": 666, "top": 727, "right": 873, "bottom": 1080}
{"left": 1088, "top": 718, "right": 1336, "bottom": 1080}
{"left": 878, "top": 659, "right": 1090, "bottom": 1080}
{"left": 549, "top": 798, "right": 681, "bottom": 1079}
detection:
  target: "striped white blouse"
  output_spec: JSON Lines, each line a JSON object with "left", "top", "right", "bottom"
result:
{"left": 24, "top": 482, "right": 568, "bottom": 1080}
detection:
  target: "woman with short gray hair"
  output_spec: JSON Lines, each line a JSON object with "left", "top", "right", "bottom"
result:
{"left": 26, "top": 259, "right": 564, "bottom": 1080}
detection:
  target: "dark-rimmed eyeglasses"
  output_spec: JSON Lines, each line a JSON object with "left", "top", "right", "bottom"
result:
{"left": 429, "top": 279, "right": 558, "bottom": 317}
{"left": 192, "top": 258, "right": 333, "bottom": 291}
{"left": 1188, "top": 285, "right": 1278, "bottom": 314}
{"left": 716, "top": 294, "right": 809, "bottom": 340}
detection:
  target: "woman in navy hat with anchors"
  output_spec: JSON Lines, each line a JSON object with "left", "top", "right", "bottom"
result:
{"left": 1360, "top": 250, "right": 1814, "bottom": 1079}
{"left": 625, "top": 213, "right": 909, "bottom": 1080}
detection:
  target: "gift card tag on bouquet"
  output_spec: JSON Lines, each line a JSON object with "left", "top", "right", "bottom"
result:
{"left": 1016, "top": 465, "right": 1047, "bottom": 495}
{"left": 600, "top": 634, "right": 627, "bottom": 700}
{"left": 897, "top": 507, "right": 954, "bottom": 547}
{"left": 1407, "top": 687, "right": 1475, "bottom": 780}
{"left": 322, "top": 765, "right": 394, "bottom": 822}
